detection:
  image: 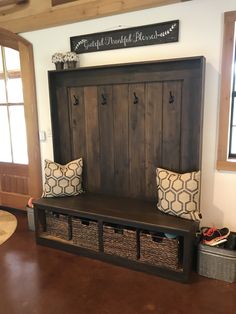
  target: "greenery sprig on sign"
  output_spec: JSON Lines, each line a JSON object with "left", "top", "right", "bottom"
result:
{"left": 70, "top": 20, "right": 179, "bottom": 54}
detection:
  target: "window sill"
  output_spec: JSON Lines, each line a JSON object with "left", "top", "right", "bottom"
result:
{"left": 216, "top": 160, "right": 236, "bottom": 172}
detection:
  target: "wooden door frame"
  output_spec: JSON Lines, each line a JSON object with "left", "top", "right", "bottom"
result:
{"left": 0, "top": 27, "right": 42, "bottom": 208}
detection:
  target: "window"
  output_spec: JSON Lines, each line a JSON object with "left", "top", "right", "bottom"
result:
{"left": 217, "top": 11, "right": 236, "bottom": 171}
{"left": 229, "top": 48, "right": 236, "bottom": 157}
{"left": 0, "top": 46, "right": 28, "bottom": 164}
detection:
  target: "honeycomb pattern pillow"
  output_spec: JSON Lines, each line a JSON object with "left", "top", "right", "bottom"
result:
{"left": 156, "top": 168, "right": 201, "bottom": 221}
{"left": 42, "top": 158, "right": 83, "bottom": 198}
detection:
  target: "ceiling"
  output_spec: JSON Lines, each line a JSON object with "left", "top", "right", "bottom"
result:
{"left": 0, "top": 0, "right": 191, "bottom": 33}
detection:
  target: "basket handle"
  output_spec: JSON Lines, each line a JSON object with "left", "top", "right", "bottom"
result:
{"left": 152, "top": 235, "right": 164, "bottom": 243}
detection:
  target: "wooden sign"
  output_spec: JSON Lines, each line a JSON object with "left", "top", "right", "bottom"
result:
{"left": 70, "top": 20, "right": 179, "bottom": 54}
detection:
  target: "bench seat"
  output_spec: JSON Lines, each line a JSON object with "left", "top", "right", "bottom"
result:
{"left": 33, "top": 193, "right": 198, "bottom": 283}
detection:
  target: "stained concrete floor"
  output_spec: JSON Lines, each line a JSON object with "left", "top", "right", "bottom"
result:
{"left": 0, "top": 211, "right": 236, "bottom": 314}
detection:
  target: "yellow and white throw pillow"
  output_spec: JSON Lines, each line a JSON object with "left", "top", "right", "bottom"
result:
{"left": 42, "top": 158, "right": 83, "bottom": 198}
{"left": 156, "top": 168, "right": 201, "bottom": 221}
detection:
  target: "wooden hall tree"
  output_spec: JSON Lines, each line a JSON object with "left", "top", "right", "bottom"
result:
{"left": 0, "top": 27, "right": 42, "bottom": 209}
{"left": 49, "top": 57, "right": 205, "bottom": 201}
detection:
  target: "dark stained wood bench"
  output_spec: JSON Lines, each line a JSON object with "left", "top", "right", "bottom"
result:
{"left": 35, "top": 57, "right": 205, "bottom": 283}
{"left": 34, "top": 193, "right": 199, "bottom": 283}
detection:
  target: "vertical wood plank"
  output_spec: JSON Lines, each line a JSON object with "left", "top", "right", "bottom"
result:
{"left": 113, "top": 84, "right": 129, "bottom": 196}
{"left": 162, "top": 81, "right": 182, "bottom": 171}
{"left": 55, "top": 87, "right": 72, "bottom": 164}
{"left": 181, "top": 77, "right": 202, "bottom": 172}
{"left": 97, "top": 85, "right": 114, "bottom": 193}
{"left": 129, "top": 83, "right": 145, "bottom": 198}
{"left": 145, "top": 82, "right": 163, "bottom": 200}
{"left": 84, "top": 86, "right": 101, "bottom": 192}
{"left": 68, "top": 87, "right": 88, "bottom": 189}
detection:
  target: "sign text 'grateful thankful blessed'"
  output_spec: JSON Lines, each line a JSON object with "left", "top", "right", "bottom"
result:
{"left": 70, "top": 20, "right": 179, "bottom": 54}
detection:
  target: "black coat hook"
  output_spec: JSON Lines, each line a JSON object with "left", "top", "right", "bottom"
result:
{"left": 169, "top": 91, "right": 174, "bottom": 104}
{"left": 133, "top": 92, "right": 139, "bottom": 104}
{"left": 73, "top": 95, "right": 79, "bottom": 106}
{"left": 101, "top": 93, "right": 107, "bottom": 105}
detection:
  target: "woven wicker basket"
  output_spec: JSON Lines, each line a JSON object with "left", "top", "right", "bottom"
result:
{"left": 103, "top": 225, "right": 137, "bottom": 260}
{"left": 139, "top": 232, "right": 180, "bottom": 270}
{"left": 45, "top": 211, "right": 72, "bottom": 241}
{"left": 72, "top": 217, "right": 99, "bottom": 251}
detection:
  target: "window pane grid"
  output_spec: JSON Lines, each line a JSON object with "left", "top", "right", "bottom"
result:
{"left": 0, "top": 46, "right": 28, "bottom": 165}
{"left": 234, "top": 56, "right": 236, "bottom": 91}
{"left": 229, "top": 94, "right": 236, "bottom": 158}
{"left": 0, "top": 79, "right": 7, "bottom": 104}
{"left": 9, "top": 106, "right": 28, "bottom": 164}
{"left": 0, "top": 106, "right": 13, "bottom": 162}
{"left": 228, "top": 25, "right": 236, "bottom": 159}
{"left": 217, "top": 13, "right": 236, "bottom": 170}
{"left": 230, "top": 126, "right": 236, "bottom": 156}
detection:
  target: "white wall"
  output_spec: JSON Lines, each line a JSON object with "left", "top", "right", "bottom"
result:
{"left": 22, "top": 0, "right": 236, "bottom": 230}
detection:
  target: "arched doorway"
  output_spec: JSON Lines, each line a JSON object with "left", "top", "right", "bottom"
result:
{"left": 0, "top": 27, "right": 41, "bottom": 209}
